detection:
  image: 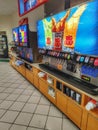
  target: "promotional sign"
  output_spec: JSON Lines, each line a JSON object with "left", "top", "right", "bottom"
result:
{"left": 17, "top": 47, "right": 33, "bottom": 62}
{"left": 74, "top": 0, "right": 98, "bottom": 56}
{"left": 42, "top": 18, "right": 52, "bottom": 50}
{"left": 52, "top": 11, "right": 70, "bottom": 51}
{"left": 37, "top": 11, "right": 67, "bottom": 50}
{"left": 37, "top": 0, "right": 98, "bottom": 56}
{"left": 18, "top": 0, "right": 48, "bottom": 16}
{"left": 63, "top": 0, "right": 98, "bottom": 55}
{"left": 12, "top": 27, "right": 19, "bottom": 46}
{"left": 19, "top": 24, "right": 29, "bottom": 47}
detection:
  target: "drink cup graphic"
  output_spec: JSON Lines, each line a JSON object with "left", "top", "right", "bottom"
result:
{"left": 63, "top": 4, "right": 86, "bottom": 49}
{"left": 42, "top": 19, "right": 52, "bottom": 49}
{"left": 52, "top": 11, "right": 70, "bottom": 50}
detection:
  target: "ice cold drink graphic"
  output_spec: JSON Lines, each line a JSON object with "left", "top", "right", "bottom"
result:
{"left": 42, "top": 19, "right": 52, "bottom": 49}
{"left": 52, "top": 11, "right": 70, "bottom": 50}
{"left": 63, "top": 4, "right": 86, "bottom": 48}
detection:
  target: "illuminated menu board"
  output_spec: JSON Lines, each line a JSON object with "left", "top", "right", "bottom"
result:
{"left": 37, "top": 0, "right": 98, "bottom": 56}
{"left": 18, "top": 0, "right": 48, "bottom": 17}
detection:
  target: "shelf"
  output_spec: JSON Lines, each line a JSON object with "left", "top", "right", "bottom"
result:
{"left": 86, "top": 113, "right": 98, "bottom": 130}
{"left": 39, "top": 64, "right": 98, "bottom": 95}
{"left": 56, "top": 81, "right": 63, "bottom": 91}
{"left": 63, "top": 85, "right": 82, "bottom": 105}
{"left": 47, "top": 75, "right": 54, "bottom": 86}
{"left": 90, "top": 108, "right": 98, "bottom": 117}
{"left": 38, "top": 71, "right": 47, "bottom": 81}
{"left": 48, "top": 86, "right": 55, "bottom": 99}
{"left": 10, "top": 55, "right": 98, "bottom": 130}
{"left": 25, "top": 63, "right": 33, "bottom": 71}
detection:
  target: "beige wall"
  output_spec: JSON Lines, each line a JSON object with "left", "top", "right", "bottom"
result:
{"left": 70, "top": 0, "right": 88, "bottom": 7}
{"left": 11, "top": 5, "right": 45, "bottom": 31}
{"left": 0, "top": 5, "right": 44, "bottom": 43}
{"left": 0, "top": 15, "right": 13, "bottom": 43}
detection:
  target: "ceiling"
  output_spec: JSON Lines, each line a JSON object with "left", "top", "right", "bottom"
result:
{"left": 0, "top": 0, "right": 18, "bottom": 15}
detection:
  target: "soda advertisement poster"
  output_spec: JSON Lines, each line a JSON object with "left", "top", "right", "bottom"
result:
{"left": 37, "top": 0, "right": 98, "bottom": 55}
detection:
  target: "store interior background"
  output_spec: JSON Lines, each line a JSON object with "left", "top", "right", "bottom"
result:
{"left": 0, "top": 1, "right": 98, "bottom": 130}
{"left": 0, "top": 0, "right": 88, "bottom": 44}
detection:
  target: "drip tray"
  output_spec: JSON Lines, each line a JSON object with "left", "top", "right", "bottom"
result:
{"left": 39, "top": 64, "right": 98, "bottom": 95}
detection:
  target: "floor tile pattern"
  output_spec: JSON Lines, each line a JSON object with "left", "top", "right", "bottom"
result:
{"left": 0, "top": 62, "right": 80, "bottom": 130}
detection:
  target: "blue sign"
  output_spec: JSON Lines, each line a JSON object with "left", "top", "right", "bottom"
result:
{"left": 37, "top": 0, "right": 98, "bottom": 56}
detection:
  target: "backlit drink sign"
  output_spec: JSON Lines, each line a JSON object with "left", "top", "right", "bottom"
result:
{"left": 37, "top": 0, "right": 98, "bottom": 56}
{"left": 54, "top": 32, "right": 62, "bottom": 50}
{"left": 18, "top": 0, "right": 48, "bottom": 17}
{"left": 52, "top": 11, "right": 70, "bottom": 51}
{"left": 65, "top": 35, "right": 73, "bottom": 46}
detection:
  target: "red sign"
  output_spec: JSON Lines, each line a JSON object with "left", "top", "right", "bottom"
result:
{"left": 54, "top": 37, "right": 61, "bottom": 48}
{"left": 64, "top": 35, "right": 73, "bottom": 46}
{"left": 18, "top": 17, "right": 28, "bottom": 26}
{"left": 53, "top": 32, "right": 62, "bottom": 51}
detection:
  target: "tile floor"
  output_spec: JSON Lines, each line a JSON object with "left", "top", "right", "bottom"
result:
{"left": 0, "top": 62, "right": 80, "bottom": 130}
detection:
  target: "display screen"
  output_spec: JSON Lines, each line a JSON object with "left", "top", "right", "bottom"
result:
{"left": 18, "top": 0, "right": 48, "bottom": 16}
{"left": 81, "top": 75, "right": 91, "bottom": 82}
{"left": 17, "top": 47, "right": 25, "bottom": 59}
{"left": 17, "top": 47, "right": 33, "bottom": 63}
{"left": 37, "top": 11, "right": 67, "bottom": 50}
{"left": 74, "top": 0, "right": 98, "bottom": 56}
{"left": 37, "top": 0, "right": 98, "bottom": 56}
{"left": 12, "top": 27, "right": 19, "bottom": 46}
{"left": 25, "top": 0, "right": 37, "bottom": 11}
{"left": 18, "top": 0, "right": 24, "bottom": 15}
{"left": 25, "top": 48, "right": 33, "bottom": 63}
{"left": 37, "top": 17, "right": 52, "bottom": 49}
{"left": 19, "top": 24, "right": 29, "bottom": 47}
{"left": 63, "top": 0, "right": 98, "bottom": 55}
